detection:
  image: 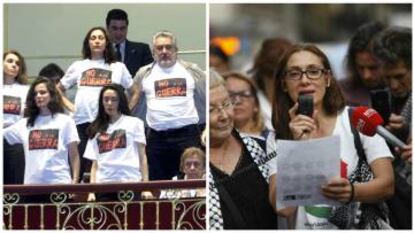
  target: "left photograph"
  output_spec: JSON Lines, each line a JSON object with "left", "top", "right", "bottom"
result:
{"left": 3, "top": 3, "right": 206, "bottom": 230}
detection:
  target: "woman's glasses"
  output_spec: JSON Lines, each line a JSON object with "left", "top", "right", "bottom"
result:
{"left": 285, "top": 68, "right": 327, "bottom": 80}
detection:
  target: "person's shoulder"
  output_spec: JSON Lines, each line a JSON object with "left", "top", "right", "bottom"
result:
{"left": 123, "top": 115, "right": 144, "bottom": 124}
{"left": 178, "top": 60, "right": 200, "bottom": 69}
{"left": 54, "top": 113, "right": 75, "bottom": 123}
{"left": 14, "top": 117, "right": 29, "bottom": 128}
{"left": 241, "top": 133, "right": 266, "bottom": 149}
{"left": 178, "top": 60, "right": 205, "bottom": 77}
{"left": 126, "top": 40, "right": 150, "bottom": 48}
{"left": 338, "top": 77, "right": 353, "bottom": 89}
{"left": 14, "top": 83, "right": 30, "bottom": 91}
{"left": 71, "top": 59, "right": 88, "bottom": 66}
{"left": 135, "top": 63, "right": 155, "bottom": 79}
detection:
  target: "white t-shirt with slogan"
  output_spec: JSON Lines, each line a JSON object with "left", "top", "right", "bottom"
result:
{"left": 60, "top": 59, "right": 132, "bottom": 125}
{"left": 269, "top": 107, "right": 393, "bottom": 229}
{"left": 3, "top": 83, "right": 29, "bottom": 128}
{"left": 84, "top": 115, "right": 146, "bottom": 183}
{"left": 142, "top": 62, "right": 198, "bottom": 130}
{"left": 4, "top": 113, "right": 79, "bottom": 184}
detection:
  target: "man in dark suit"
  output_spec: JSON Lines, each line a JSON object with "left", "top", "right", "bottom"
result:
{"left": 106, "top": 9, "right": 154, "bottom": 77}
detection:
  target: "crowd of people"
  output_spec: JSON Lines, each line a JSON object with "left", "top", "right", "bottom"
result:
{"left": 3, "top": 7, "right": 412, "bottom": 230}
{"left": 210, "top": 22, "right": 411, "bottom": 229}
{"left": 3, "top": 9, "right": 206, "bottom": 202}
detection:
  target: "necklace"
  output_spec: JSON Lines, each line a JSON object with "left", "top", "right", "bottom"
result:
{"left": 215, "top": 142, "right": 239, "bottom": 174}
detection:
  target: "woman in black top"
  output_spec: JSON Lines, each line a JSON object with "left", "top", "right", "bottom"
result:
{"left": 209, "top": 69, "right": 277, "bottom": 229}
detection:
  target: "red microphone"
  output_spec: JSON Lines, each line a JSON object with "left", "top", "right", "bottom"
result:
{"left": 351, "top": 106, "right": 406, "bottom": 148}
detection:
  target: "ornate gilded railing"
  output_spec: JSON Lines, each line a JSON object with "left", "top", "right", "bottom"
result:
{"left": 3, "top": 180, "right": 205, "bottom": 230}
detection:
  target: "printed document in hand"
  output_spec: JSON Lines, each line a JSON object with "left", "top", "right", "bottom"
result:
{"left": 276, "top": 135, "right": 341, "bottom": 207}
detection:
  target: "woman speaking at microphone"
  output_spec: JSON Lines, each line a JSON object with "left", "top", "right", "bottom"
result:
{"left": 268, "top": 44, "right": 394, "bottom": 229}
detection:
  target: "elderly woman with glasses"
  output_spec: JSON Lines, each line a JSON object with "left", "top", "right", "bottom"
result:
{"left": 159, "top": 147, "right": 206, "bottom": 199}
{"left": 209, "top": 69, "right": 278, "bottom": 230}
{"left": 268, "top": 44, "right": 394, "bottom": 229}
{"left": 222, "top": 72, "right": 270, "bottom": 139}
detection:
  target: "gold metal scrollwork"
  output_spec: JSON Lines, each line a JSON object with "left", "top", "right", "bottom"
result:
{"left": 50, "top": 192, "right": 68, "bottom": 204}
{"left": 3, "top": 193, "right": 20, "bottom": 204}
{"left": 118, "top": 190, "right": 134, "bottom": 202}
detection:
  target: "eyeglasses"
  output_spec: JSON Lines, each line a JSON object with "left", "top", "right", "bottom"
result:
{"left": 184, "top": 161, "right": 202, "bottom": 169}
{"left": 285, "top": 68, "right": 327, "bottom": 80}
{"left": 155, "top": 44, "right": 175, "bottom": 51}
{"left": 228, "top": 90, "right": 254, "bottom": 102}
{"left": 210, "top": 99, "right": 233, "bottom": 115}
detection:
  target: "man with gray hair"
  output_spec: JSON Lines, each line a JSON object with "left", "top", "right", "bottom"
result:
{"left": 130, "top": 30, "right": 205, "bottom": 180}
{"left": 373, "top": 26, "right": 412, "bottom": 229}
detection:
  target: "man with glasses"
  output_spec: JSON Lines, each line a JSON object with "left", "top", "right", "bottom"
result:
{"left": 106, "top": 9, "right": 153, "bottom": 77}
{"left": 373, "top": 26, "right": 412, "bottom": 230}
{"left": 130, "top": 31, "right": 206, "bottom": 180}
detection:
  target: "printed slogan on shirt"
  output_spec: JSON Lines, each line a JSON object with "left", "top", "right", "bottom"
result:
{"left": 97, "top": 129, "right": 127, "bottom": 153}
{"left": 29, "top": 129, "right": 59, "bottom": 150}
{"left": 154, "top": 78, "right": 187, "bottom": 97}
{"left": 80, "top": 68, "right": 112, "bottom": 86}
{"left": 4, "top": 95, "right": 22, "bottom": 115}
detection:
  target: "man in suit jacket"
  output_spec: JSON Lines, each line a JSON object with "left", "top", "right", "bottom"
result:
{"left": 106, "top": 9, "right": 154, "bottom": 77}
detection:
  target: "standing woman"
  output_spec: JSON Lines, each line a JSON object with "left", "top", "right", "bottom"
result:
{"left": 84, "top": 84, "right": 151, "bottom": 202}
{"left": 249, "top": 38, "right": 293, "bottom": 129}
{"left": 4, "top": 78, "right": 80, "bottom": 192}
{"left": 3, "top": 50, "right": 30, "bottom": 184}
{"left": 57, "top": 27, "right": 137, "bottom": 182}
{"left": 268, "top": 44, "right": 394, "bottom": 229}
{"left": 209, "top": 69, "right": 278, "bottom": 229}
{"left": 223, "top": 72, "right": 269, "bottom": 138}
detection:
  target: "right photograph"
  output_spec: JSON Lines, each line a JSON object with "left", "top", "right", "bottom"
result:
{"left": 209, "top": 3, "right": 412, "bottom": 230}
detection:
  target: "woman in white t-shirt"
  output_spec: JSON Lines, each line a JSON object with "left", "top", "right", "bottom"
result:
{"left": 3, "top": 50, "right": 30, "bottom": 184}
{"left": 84, "top": 84, "right": 151, "bottom": 202}
{"left": 57, "top": 27, "right": 137, "bottom": 183}
{"left": 268, "top": 44, "right": 394, "bottom": 229}
{"left": 4, "top": 77, "right": 80, "bottom": 202}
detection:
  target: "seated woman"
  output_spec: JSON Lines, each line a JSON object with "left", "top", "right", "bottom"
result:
{"left": 84, "top": 84, "right": 151, "bottom": 202}
{"left": 222, "top": 71, "right": 270, "bottom": 139}
{"left": 4, "top": 77, "right": 80, "bottom": 203}
{"left": 209, "top": 69, "right": 278, "bottom": 230}
{"left": 159, "top": 147, "right": 206, "bottom": 199}
{"left": 268, "top": 44, "right": 394, "bottom": 229}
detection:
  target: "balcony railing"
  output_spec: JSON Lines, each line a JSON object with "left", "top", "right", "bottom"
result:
{"left": 3, "top": 180, "right": 206, "bottom": 230}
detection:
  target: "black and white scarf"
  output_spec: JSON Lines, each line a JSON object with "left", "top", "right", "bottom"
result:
{"left": 208, "top": 133, "right": 271, "bottom": 230}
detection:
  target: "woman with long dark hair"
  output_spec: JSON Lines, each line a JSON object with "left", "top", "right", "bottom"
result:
{"left": 84, "top": 84, "right": 150, "bottom": 202}
{"left": 4, "top": 77, "right": 80, "bottom": 188}
{"left": 57, "top": 26, "right": 138, "bottom": 183}
{"left": 269, "top": 44, "right": 394, "bottom": 229}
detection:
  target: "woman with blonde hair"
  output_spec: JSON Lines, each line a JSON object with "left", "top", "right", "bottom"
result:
{"left": 223, "top": 72, "right": 269, "bottom": 138}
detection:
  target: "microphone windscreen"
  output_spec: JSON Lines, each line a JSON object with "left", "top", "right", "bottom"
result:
{"left": 351, "top": 106, "right": 384, "bottom": 136}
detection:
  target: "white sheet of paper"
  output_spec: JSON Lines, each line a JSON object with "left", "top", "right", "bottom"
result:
{"left": 276, "top": 135, "right": 341, "bottom": 207}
